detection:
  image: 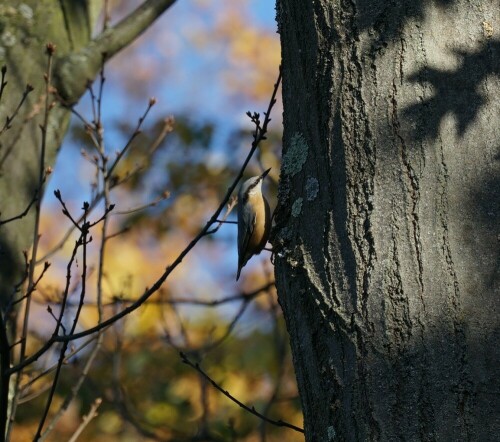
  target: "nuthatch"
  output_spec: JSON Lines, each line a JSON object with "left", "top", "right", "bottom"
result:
{"left": 236, "top": 168, "right": 271, "bottom": 280}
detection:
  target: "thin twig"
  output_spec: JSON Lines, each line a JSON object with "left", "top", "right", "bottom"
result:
{"left": 0, "top": 83, "right": 34, "bottom": 137}
{"left": 0, "top": 91, "right": 45, "bottom": 169}
{"left": 94, "top": 59, "right": 108, "bottom": 370}
{"left": 20, "top": 47, "right": 54, "bottom": 349}
{"left": 0, "top": 183, "right": 40, "bottom": 226}
{"left": 0, "top": 308, "right": 11, "bottom": 441}
{"left": 39, "top": 68, "right": 111, "bottom": 439}
{"left": 112, "top": 115, "right": 174, "bottom": 189}
{"left": 109, "top": 309, "right": 162, "bottom": 441}
{"left": 0, "top": 65, "right": 8, "bottom": 102}
{"left": 36, "top": 282, "right": 274, "bottom": 309}
{"left": 5, "top": 251, "right": 30, "bottom": 315}
{"left": 180, "top": 352, "right": 304, "bottom": 434}
{"left": 39, "top": 339, "right": 103, "bottom": 440}
{"left": 33, "top": 204, "right": 90, "bottom": 440}
{"left": 7, "top": 44, "right": 55, "bottom": 441}
{"left": 111, "top": 193, "right": 170, "bottom": 216}
{"left": 200, "top": 299, "right": 250, "bottom": 353}
{"left": 87, "top": 80, "right": 98, "bottom": 130}
{"left": 19, "top": 334, "right": 100, "bottom": 396}
{"left": 206, "top": 197, "right": 237, "bottom": 235}
{"left": 35, "top": 61, "right": 110, "bottom": 438}
{"left": 10, "top": 261, "right": 51, "bottom": 307}
{"left": 259, "top": 285, "right": 287, "bottom": 440}
{"left": 67, "top": 398, "right": 102, "bottom": 442}
{"left": 107, "top": 98, "right": 156, "bottom": 179}
{"left": 104, "top": 226, "right": 131, "bottom": 241}
{"left": 52, "top": 190, "right": 83, "bottom": 230}
{"left": 36, "top": 115, "right": 173, "bottom": 263}
{"left": 18, "top": 382, "right": 52, "bottom": 406}
{"left": 162, "top": 295, "right": 254, "bottom": 357}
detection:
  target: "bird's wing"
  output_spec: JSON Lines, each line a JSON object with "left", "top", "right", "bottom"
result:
{"left": 237, "top": 205, "right": 256, "bottom": 280}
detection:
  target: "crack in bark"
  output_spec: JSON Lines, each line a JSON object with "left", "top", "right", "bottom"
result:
{"left": 324, "top": 215, "right": 343, "bottom": 308}
{"left": 330, "top": 2, "right": 381, "bottom": 438}
{"left": 58, "top": 0, "right": 76, "bottom": 50}
{"left": 335, "top": 17, "right": 377, "bottom": 327}
{"left": 437, "top": 141, "right": 473, "bottom": 439}
{"left": 391, "top": 72, "right": 425, "bottom": 296}
{"left": 387, "top": 216, "right": 413, "bottom": 350}
{"left": 300, "top": 244, "right": 351, "bottom": 333}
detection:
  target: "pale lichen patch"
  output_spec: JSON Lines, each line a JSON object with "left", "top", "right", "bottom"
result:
{"left": 291, "top": 197, "right": 303, "bottom": 217}
{"left": 19, "top": 4, "right": 34, "bottom": 20}
{"left": 306, "top": 176, "right": 319, "bottom": 201}
{"left": 283, "top": 132, "right": 308, "bottom": 176}
{"left": 1, "top": 31, "right": 16, "bottom": 47}
{"left": 327, "top": 425, "right": 336, "bottom": 440}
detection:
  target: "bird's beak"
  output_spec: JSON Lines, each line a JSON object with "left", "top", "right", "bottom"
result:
{"left": 260, "top": 168, "right": 271, "bottom": 179}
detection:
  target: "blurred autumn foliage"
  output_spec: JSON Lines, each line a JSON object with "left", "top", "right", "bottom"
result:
{"left": 7, "top": 1, "right": 302, "bottom": 441}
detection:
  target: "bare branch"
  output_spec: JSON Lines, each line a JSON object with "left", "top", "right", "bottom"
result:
{"left": 67, "top": 398, "right": 102, "bottom": 442}
{"left": 180, "top": 352, "right": 304, "bottom": 434}
{"left": 105, "top": 226, "right": 131, "bottom": 241}
{"left": 55, "top": 0, "right": 177, "bottom": 103}
{"left": 33, "top": 206, "right": 91, "bottom": 439}
{"left": 205, "top": 196, "right": 238, "bottom": 235}
{"left": 106, "top": 98, "right": 156, "bottom": 179}
{"left": 0, "top": 187, "right": 40, "bottom": 226}
{"left": 111, "top": 192, "right": 169, "bottom": 216}
{"left": 37, "top": 115, "right": 174, "bottom": 263}
{"left": 9, "top": 261, "right": 51, "bottom": 308}
{"left": 0, "top": 65, "right": 7, "bottom": 102}
{"left": 259, "top": 286, "right": 288, "bottom": 439}
{"left": 19, "top": 334, "right": 100, "bottom": 396}
{"left": 162, "top": 282, "right": 274, "bottom": 307}
{"left": 0, "top": 306, "right": 11, "bottom": 441}
{"left": 0, "top": 83, "right": 34, "bottom": 137}
{"left": 39, "top": 339, "right": 103, "bottom": 441}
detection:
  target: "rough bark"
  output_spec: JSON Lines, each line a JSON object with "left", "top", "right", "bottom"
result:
{"left": 274, "top": 0, "right": 499, "bottom": 440}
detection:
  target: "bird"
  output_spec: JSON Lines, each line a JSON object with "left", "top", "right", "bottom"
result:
{"left": 236, "top": 168, "right": 272, "bottom": 281}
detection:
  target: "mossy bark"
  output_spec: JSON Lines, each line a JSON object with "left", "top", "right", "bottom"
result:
{"left": 0, "top": 0, "right": 97, "bottom": 306}
{"left": 0, "top": 0, "right": 176, "bottom": 306}
{"left": 275, "top": 0, "right": 499, "bottom": 440}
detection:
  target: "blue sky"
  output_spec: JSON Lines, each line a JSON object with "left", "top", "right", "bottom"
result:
{"left": 48, "top": 0, "right": 280, "bottom": 203}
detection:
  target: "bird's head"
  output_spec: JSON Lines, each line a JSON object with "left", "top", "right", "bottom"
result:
{"left": 238, "top": 168, "right": 271, "bottom": 199}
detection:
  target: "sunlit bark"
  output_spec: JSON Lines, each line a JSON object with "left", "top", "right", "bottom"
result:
{"left": 0, "top": 0, "right": 175, "bottom": 305}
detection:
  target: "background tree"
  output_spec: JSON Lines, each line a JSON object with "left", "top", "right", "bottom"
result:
{"left": 275, "top": 0, "right": 499, "bottom": 440}
{"left": 0, "top": 0, "right": 175, "bottom": 307}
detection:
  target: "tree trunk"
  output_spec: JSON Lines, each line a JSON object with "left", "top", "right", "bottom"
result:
{"left": 0, "top": 3, "right": 174, "bottom": 435}
{"left": 274, "top": 1, "right": 499, "bottom": 440}
{"left": 0, "top": 0, "right": 98, "bottom": 305}
{"left": 0, "top": 0, "right": 175, "bottom": 306}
